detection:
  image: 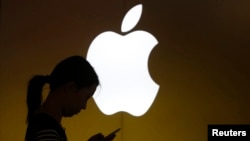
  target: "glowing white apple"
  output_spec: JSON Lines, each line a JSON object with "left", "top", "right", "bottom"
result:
{"left": 86, "top": 4, "right": 159, "bottom": 116}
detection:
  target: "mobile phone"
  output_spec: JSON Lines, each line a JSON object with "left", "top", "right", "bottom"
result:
{"left": 105, "top": 128, "right": 121, "bottom": 139}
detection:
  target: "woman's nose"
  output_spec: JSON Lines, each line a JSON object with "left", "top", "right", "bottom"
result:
{"left": 81, "top": 104, "right": 86, "bottom": 110}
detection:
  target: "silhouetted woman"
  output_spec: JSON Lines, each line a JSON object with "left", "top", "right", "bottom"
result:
{"left": 25, "top": 56, "right": 115, "bottom": 141}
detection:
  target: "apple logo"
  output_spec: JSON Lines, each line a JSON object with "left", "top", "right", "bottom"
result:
{"left": 86, "top": 4, "right": 159, "bottom": 116}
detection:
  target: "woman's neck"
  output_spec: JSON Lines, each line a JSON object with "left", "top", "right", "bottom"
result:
{"left": 39, "top": 91, "right": 63, "bottom": 124}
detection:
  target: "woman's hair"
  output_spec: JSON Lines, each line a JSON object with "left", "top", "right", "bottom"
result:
{"left": 26, "top": 55, "right": 99, "bottom": 123}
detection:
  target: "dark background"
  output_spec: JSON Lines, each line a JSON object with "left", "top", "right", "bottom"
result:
{"left": 1, "top": 0, "right": 250, "bottom": 141}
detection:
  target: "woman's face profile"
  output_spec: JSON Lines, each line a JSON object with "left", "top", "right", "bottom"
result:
{"left": 62, "top": 83, "right": 97, "bottom": 117}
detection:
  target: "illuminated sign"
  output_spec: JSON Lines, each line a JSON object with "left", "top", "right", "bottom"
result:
{"left": 87, "top": 4, "right": 159, "bottom": 116}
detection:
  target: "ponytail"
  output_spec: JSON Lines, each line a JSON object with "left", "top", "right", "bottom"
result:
{"left": 26, "top": 75, "right": 49, "bottom": 123}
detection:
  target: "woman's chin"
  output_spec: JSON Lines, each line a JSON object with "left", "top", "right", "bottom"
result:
{"left": 63, "top": 112, "right": 77, "bottom": 117}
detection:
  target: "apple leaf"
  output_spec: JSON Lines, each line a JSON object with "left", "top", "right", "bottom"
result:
{"left": 121, "top": 4, "right": 142, "bottom": 33}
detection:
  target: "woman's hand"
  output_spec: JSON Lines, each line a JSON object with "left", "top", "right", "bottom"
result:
{"left": 88, "top": 133, "right": 116, "bottom": 141}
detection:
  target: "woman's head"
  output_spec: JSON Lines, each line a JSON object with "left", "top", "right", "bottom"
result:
{"left": 26, "top": 55, "right": 99, "bottom": 122}
{"left": 49, "top": 55, "right": 99, "bottom": 90}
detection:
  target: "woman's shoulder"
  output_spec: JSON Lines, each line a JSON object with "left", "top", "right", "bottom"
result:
{"left": 25, "top": 113, "right": 67, "bottom": 141}
{"left": 32, "top": 113, "right": 56, "bottom": 122}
